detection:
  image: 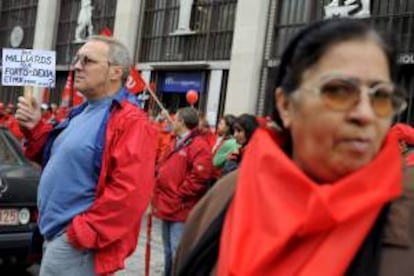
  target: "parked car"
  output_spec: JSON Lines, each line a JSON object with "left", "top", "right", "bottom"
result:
{"left": 0, "top": 126, "right": 40, "bottom": 266}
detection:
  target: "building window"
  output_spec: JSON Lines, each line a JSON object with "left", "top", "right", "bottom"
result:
{"left": 0, "top": 0, "right": 38, "bottom": 52}
{"left": 368, "top": 0, "right": 414, "bottom": 53}
{"left": 138, "top": 0, "right": 237, "bottom": 62}
{"left": 56, "top": 0, "right": 117, "bottom": 65}
{"left": 271, "top": 0, "right": 311, "bottom": 59}
{"left": 0, "top": 0, "right": 38, "bottom": 103}
{"left": 272, "top": 0, "right": 414, "bottom": 58}
{"left": 266, "top": 0, "right": 414, "bottom": 121}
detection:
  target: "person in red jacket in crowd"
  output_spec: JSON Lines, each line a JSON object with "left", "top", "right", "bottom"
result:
{"left": 55, "top": 106, "right": 69, "bottom": 123}
{"left": 155, "top": 111, "right": 175, "bottom": 165}
{"left": 40, "top": 103, "right": 57, "bottom": 125}
{"left": 0, "top": 102, "right": 23, "bottom": 141}
{"left": 15, "top": 35, "right": 157, "bottom": 276}
{"left": 152, "top": 107, "right": 213, "bottom": 276}
{"left": 392, "top": 123, "right": 414, "bottom": 165}
{"left": 198, "top": 116, "right": 216, "bottom": 150}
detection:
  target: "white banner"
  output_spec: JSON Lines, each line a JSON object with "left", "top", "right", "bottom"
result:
{"left": 2, "top": 48, "right": 56, "bottom": 88}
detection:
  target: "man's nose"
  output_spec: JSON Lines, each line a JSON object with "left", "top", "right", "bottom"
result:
{"left": 72, "top": 59, "right": 83, "bottom": 71}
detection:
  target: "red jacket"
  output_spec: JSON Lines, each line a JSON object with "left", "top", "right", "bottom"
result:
{"left": 23, "top": 90, "right": 157, "bottom": 274}
{"left": 201, "top": 129, "right": 217, "bottom": 151}
{"left": 392, "top": 123, "right": 414, "bottom": 165}
{"left": 0, "top": 114, "right": 23, "bottom": 140}
{"left": 156, "top": 121, "right": 174, "bottom": 165}
{"left": 153, "top": 129, "right": 213, "bottom": 222}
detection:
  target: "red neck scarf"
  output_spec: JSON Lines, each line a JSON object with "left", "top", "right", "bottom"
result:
{"left": 218, "top": 129, "right": 402, "bottom": 276}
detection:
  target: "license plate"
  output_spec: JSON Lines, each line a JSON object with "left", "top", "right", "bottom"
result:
{"left": 0, "top": 209, "right": 19, "bottom": 225}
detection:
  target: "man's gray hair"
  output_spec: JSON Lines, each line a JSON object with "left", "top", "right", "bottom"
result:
{"left": 177, "top": 107, "right": 199, "bottom": 130}
{"left": 88, "top": 35, "right": 132, "bottom": 83}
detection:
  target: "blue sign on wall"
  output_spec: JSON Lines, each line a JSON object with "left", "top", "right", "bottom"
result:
{"left": 159, "top": 72, "right": 204, "bottom": 93}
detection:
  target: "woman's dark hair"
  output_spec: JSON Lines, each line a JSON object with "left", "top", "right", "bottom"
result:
{"left": 222, "top": 114, "right": 237, "bottom": 136}
{"left": 272, "top": 18, "right": 397, "bottom": 129}
{"left": 233, "top": 114, "right": 259, "bottom": 145}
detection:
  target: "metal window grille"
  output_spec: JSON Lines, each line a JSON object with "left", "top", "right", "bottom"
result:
{"left": 138, "top": 0, "right": 237, "bottom": 62}
{"left": 0, "top": 0, "right": 38, "bottom": 104}
{"left": 56, "top": 0, "right": 117, "bottom": 65}
{"left": 271, "top": 0, "right": 414, "bottom": 60}
{"left": 264, "top": 0, "right": 414, "bottom": 123}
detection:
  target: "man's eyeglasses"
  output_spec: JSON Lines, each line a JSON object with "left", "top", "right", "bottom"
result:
{"left": 71, "top": 54, "right": 110, "bottom": 67}
{"left": 301, "top": 75, "right": 407, "bottom": 118}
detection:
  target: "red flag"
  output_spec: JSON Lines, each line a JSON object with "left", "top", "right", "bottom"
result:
{"left": 42, "top": 87, "right": 49, "bottom": 104}
{"left": 61, "top": 71, "right": 73, "bottom": 107}
{"left": 72, "top": 90, "right": 85, "bottom": 107}
{"left": 99, "top": 28, "right": 112, "bottom": 37}
{"left": 125, "top": 66, "right": 146, "bottom": 94}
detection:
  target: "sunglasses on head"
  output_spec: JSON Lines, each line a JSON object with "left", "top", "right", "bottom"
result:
{"left": 301, "top": 75, "right": 407, "bottom": 118}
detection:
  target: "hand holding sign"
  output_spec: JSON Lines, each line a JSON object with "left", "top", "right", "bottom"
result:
{"left": 15, "top": 95, "right": 42, "bottom": 130}
{"left": 23, "top": 86, "right": 33, "bottom": 110}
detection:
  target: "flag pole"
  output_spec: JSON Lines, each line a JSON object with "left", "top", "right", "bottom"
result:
{"left": 144, "top": 85, "right": 174, "bottom": 124}
{"left": 144, "top": 213, "right": 152, "bottom": 276}
{"left": 127, "top": 65, "right": 173, "bottom": 124}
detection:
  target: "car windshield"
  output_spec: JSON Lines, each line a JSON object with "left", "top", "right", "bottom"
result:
{"left": 0, "top": 130, "right": 25, "bottom": 165}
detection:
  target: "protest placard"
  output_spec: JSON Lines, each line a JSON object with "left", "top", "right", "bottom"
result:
{"left": 2, "top": 48, "right": 56, "bottom": 88}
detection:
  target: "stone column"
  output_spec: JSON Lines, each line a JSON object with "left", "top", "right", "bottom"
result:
{"left": 224, "top": 0, "right": 270, "bottom": 115}
{"left": 32, "top": 0, "right": 60, "bottom": 101}
{"left": 205, "top": 70, "right": 223, "bottom": 127}
{"left": 113, "top": 0, "right": 143, "bottom": 57}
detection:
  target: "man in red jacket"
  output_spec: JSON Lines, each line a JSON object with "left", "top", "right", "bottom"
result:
{"left": 0, "top": 102, "right": 23, "bottom": 141}
{"left": 16, "top": 36, "right": 157, "bottom": 275}
{"left": 153, "top": 107, "right": 213, "bottom": 276}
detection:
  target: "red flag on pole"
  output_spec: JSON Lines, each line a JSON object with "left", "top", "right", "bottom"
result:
{"left": 42, "top": 87, "right": 49, "bottom": 104}
{"left": 61, "top": 71, "right": 73, "bottom": 107}
{"left": 99, "top": 28, "right": 112, "bottom": 37}
{"left": 72, "top": 90, "right": 85, "bottom": 107}
{"left": 125, "top": 66, "right": 146, "bottom": 94}
{"left": 145, "top": 214, "right": 152, "bottom": 276}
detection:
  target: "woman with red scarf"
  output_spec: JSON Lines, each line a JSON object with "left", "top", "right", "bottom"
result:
{"left": 173, "top": 18, "right": 414, "bottom": 276}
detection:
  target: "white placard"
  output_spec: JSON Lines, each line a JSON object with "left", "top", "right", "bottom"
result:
{"left": 2, "top": 48, "right": 56, "bottom": 88}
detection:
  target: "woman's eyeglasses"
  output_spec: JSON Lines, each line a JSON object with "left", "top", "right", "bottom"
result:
{"left": 301, "top": 75, "right": 407, "bottom": 118}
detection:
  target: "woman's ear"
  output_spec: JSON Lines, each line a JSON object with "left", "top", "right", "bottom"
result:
{"left": 275, "top": 87, "right": 292, "bottom": 129}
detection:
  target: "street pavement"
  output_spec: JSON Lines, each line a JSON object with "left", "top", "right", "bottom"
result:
{"left": 0, "top": 215, "right": 165, "bottom": 276}
{"left": 116, "top": 215, "right": 165, "bottom": 276}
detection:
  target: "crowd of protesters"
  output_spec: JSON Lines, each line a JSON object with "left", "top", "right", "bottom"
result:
{"left": 4, "top": 17, "right": 414, "bottom": 276}
{"left": 148, "top": 108, "right": 265, "bottom": 275}
{"left": 0, "top": 100, "right": 69, "bottom": 142}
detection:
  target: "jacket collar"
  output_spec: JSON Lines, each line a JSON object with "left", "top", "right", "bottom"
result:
{"left": 382, "top": 188, "right": 414, "bottom": 248}
{"left": 66, "top": 87, "right": 129, "bottom": 119}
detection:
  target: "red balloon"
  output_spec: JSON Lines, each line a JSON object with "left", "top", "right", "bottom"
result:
{"left": 186, "top": 90, "right": 198, "bottom": 105}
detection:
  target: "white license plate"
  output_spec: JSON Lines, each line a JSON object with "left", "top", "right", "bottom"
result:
{"left": 0, "top": 209, "right": 19, "bottom": 225}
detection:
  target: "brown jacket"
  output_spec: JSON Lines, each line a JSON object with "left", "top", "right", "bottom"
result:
{"left": 174, "top": 165, "right": 414, "bottom": 276}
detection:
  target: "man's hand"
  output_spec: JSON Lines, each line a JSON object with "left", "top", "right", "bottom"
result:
{"left": 15, "top": 96, "right": 42, "bottom": 130}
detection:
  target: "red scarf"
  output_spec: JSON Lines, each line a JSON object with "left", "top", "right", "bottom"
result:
{"left": 218, "top": 128, "right": 402, "bottom": 276}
